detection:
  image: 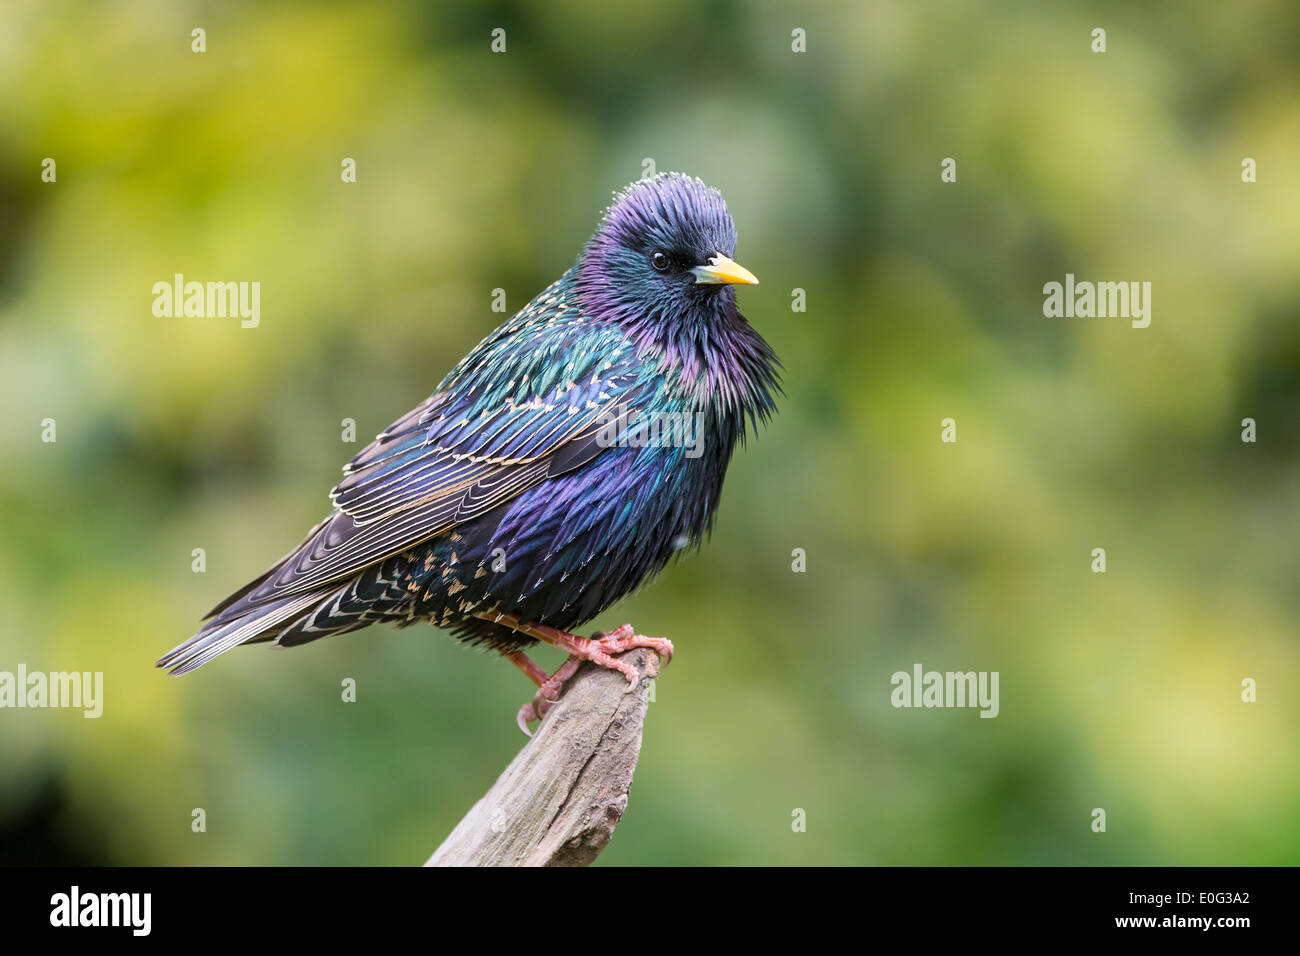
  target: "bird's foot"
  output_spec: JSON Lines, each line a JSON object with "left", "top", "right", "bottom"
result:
{"left": 574, "top": 624, "right": 674, "bottom": 685}
{"left": 515, "top": 654, "right": 583, "bottom": 736}
{"left": 491, "top": 616, "right": 673, "bottom": 736}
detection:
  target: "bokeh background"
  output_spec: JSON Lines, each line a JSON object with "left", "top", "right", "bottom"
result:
{"left": 1, "top": 0, "right": 1297, "bottom": 866}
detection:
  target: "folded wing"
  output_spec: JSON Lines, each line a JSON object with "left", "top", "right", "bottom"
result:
{"left": 212, "top": 368, "right": 644, "bottom": 622}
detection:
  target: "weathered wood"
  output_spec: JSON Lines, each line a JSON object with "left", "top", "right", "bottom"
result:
{"left": 425, "top": 648, "right": 659, "bottom": 867}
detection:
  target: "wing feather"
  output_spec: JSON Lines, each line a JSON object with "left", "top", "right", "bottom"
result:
{"left": 224, "top": 368, "right": 645, "bottom": 610}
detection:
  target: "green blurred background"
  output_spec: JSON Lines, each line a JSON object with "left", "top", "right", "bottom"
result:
{"left": 1, "top": 0, "right": 1297, "bottom": 865}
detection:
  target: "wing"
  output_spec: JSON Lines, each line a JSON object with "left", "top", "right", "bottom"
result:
{"left": 205, "top": 345, "right": 650, "bottom": 620}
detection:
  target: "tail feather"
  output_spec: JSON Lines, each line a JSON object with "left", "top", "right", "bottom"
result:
{"left": 156, "top": 589, "right": 336, "bottom": 676}
{"left": 158, "top": 554, "right": 422, "bottom": 675}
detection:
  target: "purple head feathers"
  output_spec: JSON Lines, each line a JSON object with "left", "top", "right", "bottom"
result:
{"left": 587, "top": 173, "right": 738, "bottom": 264}
{"left": 573, "top": 173, "right": 776, "bottom": 412}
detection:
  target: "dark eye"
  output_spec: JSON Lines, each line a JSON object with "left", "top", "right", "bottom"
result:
{"left": 651, "top": 251, "right": 670, "bottom": 272}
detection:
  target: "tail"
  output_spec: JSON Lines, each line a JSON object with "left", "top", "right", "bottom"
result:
{"left": 156, "top": 588, "right": 340, "bottom": 675}
{"left": 156, "top": 554, "right": 422, "bottom": 675}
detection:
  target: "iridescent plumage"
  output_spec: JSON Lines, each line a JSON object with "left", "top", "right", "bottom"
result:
{"left": 157, "top": 173, "right": 780, "bottom": 691}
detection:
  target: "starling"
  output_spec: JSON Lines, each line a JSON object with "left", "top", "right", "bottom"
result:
{"left": 157, "top": 173, "right": 780, "bottom": 731}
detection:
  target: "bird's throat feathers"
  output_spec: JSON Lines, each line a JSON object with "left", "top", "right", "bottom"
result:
{"left": 573, "top": 268, "right": 781, "bottom": 437}
{"left": 631, "top": 291, "right": 779, "bottom": 435}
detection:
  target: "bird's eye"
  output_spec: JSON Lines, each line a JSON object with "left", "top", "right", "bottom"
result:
{"left": 651, "top": 251, "right": 670, "bottom": 272}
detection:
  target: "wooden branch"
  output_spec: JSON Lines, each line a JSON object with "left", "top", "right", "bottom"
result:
{"left": 425, "top": 648, "right": 660, "bottom": 867}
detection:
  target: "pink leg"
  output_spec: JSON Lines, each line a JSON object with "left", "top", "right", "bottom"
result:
{"left": 501, "top": 650, "right": 548, "bottom": 687}
{"left": 483, "top": 613, "right": 674, "bottom": 735}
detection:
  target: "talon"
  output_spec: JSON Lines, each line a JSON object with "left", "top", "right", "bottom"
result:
{"left": 516, "top": 705, "right": 535, "bottom": 737}
{"left": 510, "top": 652, "right": 583, "bottom": 735}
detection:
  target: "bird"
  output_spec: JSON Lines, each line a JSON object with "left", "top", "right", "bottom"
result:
{"left": 156, "top": 172, "right": 781, "bottom": 732}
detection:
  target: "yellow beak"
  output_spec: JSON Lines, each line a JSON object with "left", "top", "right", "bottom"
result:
{"left": 692, "top": 253, "right": 759, "bottom": 286}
